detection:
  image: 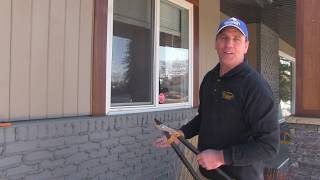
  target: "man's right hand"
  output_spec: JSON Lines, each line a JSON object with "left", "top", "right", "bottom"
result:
{"left": 153, "top": 130, "right": 184, "bottom": 148}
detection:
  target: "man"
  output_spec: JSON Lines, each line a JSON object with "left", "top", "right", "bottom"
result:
{"left": 155, "top": 17, "right": 279, "bottom": 180}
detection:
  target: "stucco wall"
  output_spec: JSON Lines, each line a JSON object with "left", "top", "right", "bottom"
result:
{"left": 0, "top": 108, "right": 197, "bottom": 180}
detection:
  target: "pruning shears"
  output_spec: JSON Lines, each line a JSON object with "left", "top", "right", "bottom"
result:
{"left": 154, "top": 119, "right": 233, "bottom": 180}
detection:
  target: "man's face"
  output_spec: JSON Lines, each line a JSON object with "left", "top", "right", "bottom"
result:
{"left": 215, "top": 27, "right": 249, "bottom": 65}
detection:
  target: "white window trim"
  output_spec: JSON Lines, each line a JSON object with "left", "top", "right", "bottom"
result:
{"left": 279, "top": 50, "right": 295, "bottom": 62}
{"left": 106, "top": 0, "right": 194, "bottom": 115}
{"left": 279, "top": 50, "right": 296, "bottom": 118}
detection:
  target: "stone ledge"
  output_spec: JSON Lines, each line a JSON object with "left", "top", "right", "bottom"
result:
{"left": 286, "top": 116, "right": 320, "bottom": 126}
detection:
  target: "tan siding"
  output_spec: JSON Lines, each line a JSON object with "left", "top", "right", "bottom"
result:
{"left": 0, "top": 0, "right": 94, "bottom": 120}
{"left": 47, "top": 0, "right": 66, "bottom": 118}
{"left": 0, "top": 0, "right": 11, "bottom": 120}
{"left": 30, "top": 0, "right": 50, "bottom": 118}
{"left": 10, "top": 0, "right": 32, "bottom": 120}
{"left": 199, "top": 0, "right": 220, "bottom": 84}
{"left": 78, "top": 0, "right": 93, "bottom": 115}
{"left": 64, "top": 0, "right": 80, "bottom": 115}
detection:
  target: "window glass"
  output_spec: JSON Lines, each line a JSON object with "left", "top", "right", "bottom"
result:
{"left": 279, "top": 57, "right": 293, "bottom": 118}
{"left": 159, "top": 0, "right": 189, "bottom": 104}
{"left": 111, "top": 0, "right": 153, "bottom": 106}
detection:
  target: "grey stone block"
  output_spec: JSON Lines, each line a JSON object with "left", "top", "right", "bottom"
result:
{"left": 109, "top": 129, "right": 127, "bottom": 138}
{"left": 54, "top": 146, "right": 77, "bottom": 158}
{"left": 47, "top": 124, "right": 57, "bottom": 137}
{"left": 95, "top": 119, "right": 104, "bottom": 131}
{"left": 79, "top": 158, "right": 100, "bottom": 170}
{"left": 24, "top": 150, "right": 53, "bottom": 161}
{"left": 108, "top": 161, "right": 125, "bottom": 171}
{"left": 78, "top": 142, "right": 100, "bottom": 151}
{"left": 65, "top": 152, "right": 88, "bottom": 165}
{"left": 87, "top": 164, "right": 108, "bottom": 177}
{"left": 90, "top": 131, "right": 109, "bottom": 141}
{"left": 38, "top": 137, "right": 64, "bottom": 148}
{"left": 110, "top": 145, "right": 127, "bottom": 155}
{"left": 88, "top": 120, "right": 96, "bottom": 132}
{"left": 88, "top": 148, "right": 109, "bottom": 158}
{"left": 5, "top": 128, "right": 15, "bottom": 143}
{"left": 5, "top": 141, "right": 37, "bottom": 154}
{"left": 64, "top": 135, "right": 88, "bottom": 145}
{"left": 100, "top": 138, "right": 119, "bottom": 148}
{"left": 127, "top": 127, "right": 142, "bottom": 136}
{"left": 73, "top": 121, "right": 88, "bottom": 134}
{"left": 63, "top": 122, "right": 73, "bottom": 136}
{"left": 119, "top": 136, "right": 135, "bottom": 145}
{"left": 28, "top": 125, "right": 38, "bottom": 140}
{"left": 119, "top": 152, "right": 136, "bottom": 160}
{"left": 7, "top": 164, "right": 37, "bottom": 176}
{"left": 51, "top": 165, "right": 77, "bottom": 177}
{"left": 0, "top": 128, "right": 4, "bottom": 144}
{"left": 24, "top": 170, "right": 54, "bottom": 180}
{"left": 16, "top": 126, "right": 28, "bottom": 141}
{"left": 0, "top": 155, "right": 22, "bottom": 168}
{"left": 100, "top": 155, "right": 118, "bottom": 164}
{"left": 64, "top": 170, "right": 89, "bottom": 180}
{"left": 37, "top": 124, "right": 48, "bottom": 139}
{"left": 115, "top": 116, "right": 137, "bottom": 129}
{"left": 40, "top": 159, "right": 64, "bottom": 169}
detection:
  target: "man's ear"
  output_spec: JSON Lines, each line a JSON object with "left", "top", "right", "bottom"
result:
{"left": 214, "top": 39, "right": 218, "bottom": 50}
{"left": 244, "top": 40, "right": 249, "bottom": 53}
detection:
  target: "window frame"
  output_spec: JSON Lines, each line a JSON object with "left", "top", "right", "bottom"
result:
{"left": 105, "top": 0, "right": 194, "bottom": 114}
{"left": 279, "top": 50, "right": 296, "bottom": 122}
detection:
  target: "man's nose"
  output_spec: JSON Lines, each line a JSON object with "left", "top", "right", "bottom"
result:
{"left": 225, "top": 39, "right": 234, "bottom": 47}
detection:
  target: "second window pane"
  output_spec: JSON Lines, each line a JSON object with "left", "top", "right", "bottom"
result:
{"left": 159, "top": 0, "right": 189, "bottom": 104}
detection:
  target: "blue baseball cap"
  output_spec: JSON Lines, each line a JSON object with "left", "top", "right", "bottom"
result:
{"left": 217, "top": 17, "right": 249, "bottom": 39}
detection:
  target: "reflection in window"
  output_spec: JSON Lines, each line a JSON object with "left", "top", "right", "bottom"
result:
{"left": 279, "top": 57, "right": 293, "bottom": 118}
{"left": 111, "top": 0, "right": 153, "bottom": 106}
{"left": 159, "top": 0, "right": 189, "bottom": 104}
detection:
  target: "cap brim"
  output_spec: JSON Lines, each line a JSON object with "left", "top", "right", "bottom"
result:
{"left": 217, "top": 24, "right": 247, "bottom": 38}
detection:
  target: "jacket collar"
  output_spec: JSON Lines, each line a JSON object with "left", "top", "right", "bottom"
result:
{"left": 213, "top": 59, "right": 249, "bottom": 79}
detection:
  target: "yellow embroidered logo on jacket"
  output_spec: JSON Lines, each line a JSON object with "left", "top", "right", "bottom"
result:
{"left": 222, "top": 91, "right": 235, "bottom": 100}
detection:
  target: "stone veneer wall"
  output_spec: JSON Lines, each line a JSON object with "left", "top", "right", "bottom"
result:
{"left": 258, "top": 23, "right": 280, "bottom": 105}
{"left": 0, "top": 108, "right": 197, "bottom": 180}
{"left": 287, "top": 117, "right": 320, "bottom": 180}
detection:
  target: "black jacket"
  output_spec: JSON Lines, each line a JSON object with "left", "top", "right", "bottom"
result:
{"left": 180, "top": 61, "right": 279, "bottom": 180}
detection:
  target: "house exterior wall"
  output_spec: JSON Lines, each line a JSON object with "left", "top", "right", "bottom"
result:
{"left": 247, "top": 23, "right": 258, "bottom": 70}
{"left": 198, "top": 0, "right": 220, "bottom": 84}
{"left": 287, "top": 117, "right": 320, "bottom": 179}
{"left": 0, "top": 0, "right": 93, "bottom": 121}
{"left": 0, "top": 108, "right": 197, "bottom": 180}
{"left": 258, "top": 23, "right": 280, "bottom": 105}
{"left": 279, "top": 38, "right": 295, "bottom": 59}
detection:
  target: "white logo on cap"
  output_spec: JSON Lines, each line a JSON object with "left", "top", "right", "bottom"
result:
{"left": 225, "top": 17, "right": 240, "bottom": 26}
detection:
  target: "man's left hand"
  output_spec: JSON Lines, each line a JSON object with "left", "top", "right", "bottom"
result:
{"left": 196, "top": 149, "right": 225, "bottom": 170}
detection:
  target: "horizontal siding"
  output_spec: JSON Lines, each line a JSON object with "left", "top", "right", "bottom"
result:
{"left": 0, "top": 0, "right": 93, "bottom": 121}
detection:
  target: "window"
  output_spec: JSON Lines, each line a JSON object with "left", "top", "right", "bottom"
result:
{"left": 279, "top": 51, "right": 295, "bottom": 119}
{"left": 106, "top": 0, "right": 193, "bottom": 113}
